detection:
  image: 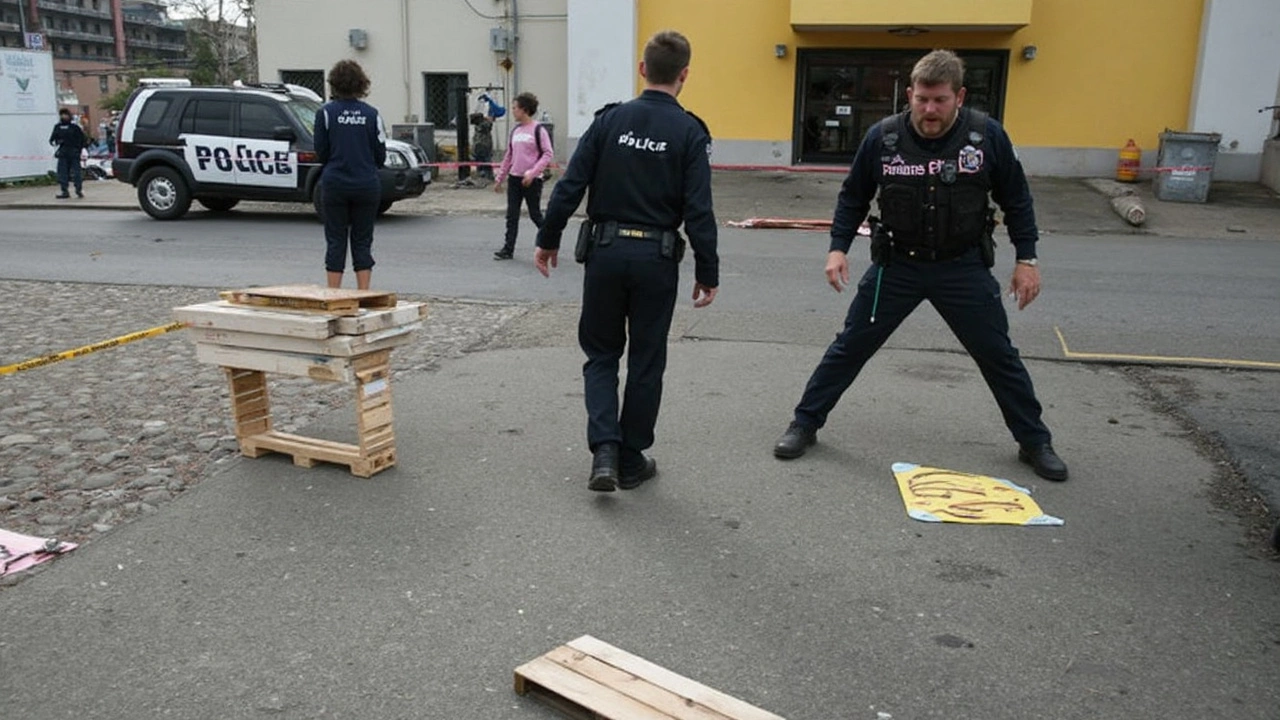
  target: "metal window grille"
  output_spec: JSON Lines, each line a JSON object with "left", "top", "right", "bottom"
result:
{"left": 280, "top": 70, "right": 324, "bottom": 100}
{"left": 424, "top": 72, "right": 467, "bottom": 127}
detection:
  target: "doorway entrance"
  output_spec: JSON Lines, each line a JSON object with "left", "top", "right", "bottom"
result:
{"left": 794, "top": 49, "right": 1008, "bottom": 165}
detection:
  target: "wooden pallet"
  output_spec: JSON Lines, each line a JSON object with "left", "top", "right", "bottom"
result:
{"left": 224, "top": 349, "right": 396, "bottom": 478}
{"left": 514, "top": 635, "right": 785, "bottom": 720}
{"left": 220, "top": 285, "right": 398, "bottom": 316}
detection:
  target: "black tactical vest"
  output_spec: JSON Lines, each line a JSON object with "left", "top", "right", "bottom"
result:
{"left": 876, "top": 108, "right": 992, "bottom": 254}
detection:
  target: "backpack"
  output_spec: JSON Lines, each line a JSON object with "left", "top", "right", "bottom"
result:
{"left": 533, "top": 123, "right": 553, "bottom": 181}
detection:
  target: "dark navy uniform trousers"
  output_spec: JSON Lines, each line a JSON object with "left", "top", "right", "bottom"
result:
{"left": 579, "top": 235, "right": 680, "bottom": 463}
{"left": 794, "top": 247, "right": 1052, "bottom": 447}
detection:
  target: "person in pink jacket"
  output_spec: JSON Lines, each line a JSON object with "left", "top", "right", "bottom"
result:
{"left": 492, "top": 92, "right": 554, "bottom": 260}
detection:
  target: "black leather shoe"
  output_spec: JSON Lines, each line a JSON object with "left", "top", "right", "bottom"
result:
{"left": 1019, "top": 443, "right": 1069, "bottom": 481}
{"left": 492, "top": 247, "right": 514, "bottom": 260}
{"left": 618, "top": 457, "right": 657, "bottom": 490}
{"left": 55, "top": 192, "right": 70, "bottom": 199}
{"left": 588, "top": 443, "right": 620, "bottom": 492}
{"left": 773, "top": 422, "right": 817, "bottom": 459}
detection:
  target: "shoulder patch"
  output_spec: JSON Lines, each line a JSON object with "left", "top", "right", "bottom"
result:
{"left": 686, "top": 110, "right": 711, "bottom": 139}
{"left": 594, "top": 102, "right": 622, "bottom": 118}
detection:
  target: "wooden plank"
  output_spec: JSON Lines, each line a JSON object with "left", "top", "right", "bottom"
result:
{"left": 566, "top": 637, "right": 785, "bottom": 720}
{"left": 515, "top": 657, "right": 675, "bottom": 720}
{"left": 174, "top": 301, "right": 335, "bottom": 339}
{"left": 197, "top": 344, "right": 355, "bottom": 382}
{"left": 220, "top": 285, "right": 397, "bottom": 315}
{"left": 190, "top": 323, "right": 418, "bottom": 357}
{"left": 334, "top": 302, "right": 428, "bottom": 335}
{"left": 360, "top": 404, "right": 394, "bottom": 431}
{"left": 543, "top": 647, "right": 735, "bottom": 720}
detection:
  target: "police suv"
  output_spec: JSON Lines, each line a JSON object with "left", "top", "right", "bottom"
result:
{"left": 112, "top": 80, "right": 430, "bottom": 220}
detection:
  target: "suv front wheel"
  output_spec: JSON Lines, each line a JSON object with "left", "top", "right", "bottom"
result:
{"left": 138, "top": 166, "right": 192, "bottom": 220}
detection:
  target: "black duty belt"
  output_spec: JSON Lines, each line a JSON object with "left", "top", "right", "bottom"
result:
{"left": 892, "top": 244, "right": 975, "bottom": 263}
{"left": 596, "top": 221, "right": 670, "bottom": 241}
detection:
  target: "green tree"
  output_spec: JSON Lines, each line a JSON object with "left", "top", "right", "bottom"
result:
{"left": 187, "top": 32, "right": 218, "bottom": 86}
{"left": 99, "top": 65, "right": 175, "bottom": 112}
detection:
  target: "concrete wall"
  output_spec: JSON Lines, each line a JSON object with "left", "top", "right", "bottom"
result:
{"left": 564, "top": 0, "right": 634, "bottom": 139}
{"left": 255, "top": 0, "right": 568, "bottom": 157}
{"left": 1188, "top": 0, "right": 1280, "bottom": 181}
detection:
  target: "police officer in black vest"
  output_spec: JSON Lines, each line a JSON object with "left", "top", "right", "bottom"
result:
{"left": 773, "top": 49, "right": 1068, "bottom": 482}
{"left": 534, "top": 30, "right": 719, "bottom": 493}
{"left": 49, "top": 108, "right": 87, "bottom": 199}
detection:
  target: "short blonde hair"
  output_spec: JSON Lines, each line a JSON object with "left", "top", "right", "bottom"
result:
{"left": 910, "top": 49, "right": 965, "bottom": 92}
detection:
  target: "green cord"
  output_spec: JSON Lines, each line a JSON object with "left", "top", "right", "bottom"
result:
{"left": 870, "top": 266, "right": 883, "bottom": 323}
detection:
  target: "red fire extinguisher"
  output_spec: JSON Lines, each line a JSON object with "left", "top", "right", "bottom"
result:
{"left": 1116, "top": 139, "right": 1141, "bottom": 182}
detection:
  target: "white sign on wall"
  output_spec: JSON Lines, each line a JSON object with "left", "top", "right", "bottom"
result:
{"left": 1, "top": 49, "right": 56, "bottom": 115}
{"left": 0, "top": 49, "right": 58, "bottom": 181}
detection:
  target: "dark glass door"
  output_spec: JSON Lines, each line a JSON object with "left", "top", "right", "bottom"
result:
{"left": 795, "top": 49, "right": 1007, "bottom": 165}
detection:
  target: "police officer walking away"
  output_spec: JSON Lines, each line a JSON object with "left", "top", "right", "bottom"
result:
{"left": 772, "top": 49, "right": 1068, "bottom": 482}
{"left": 49, "top": 107, "right": 87, "bottom": 199}
{"left": 314, "top": 59, "right": 387, "bottom": 290}
{"left": 534, "top": 30, "right": 719, "bottom": 492}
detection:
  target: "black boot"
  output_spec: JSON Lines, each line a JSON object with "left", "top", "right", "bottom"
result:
{"left": 773, "top": 422, "right": 817, "bottom": 459}
{"left": 1018, "top": 443, "right": 1069, "bottom": 481}
{"left": 588, "top": 443, "right": 620, "bottom": 492}
{"left": 618, "top": 455, "right": 657, "bottom": 490}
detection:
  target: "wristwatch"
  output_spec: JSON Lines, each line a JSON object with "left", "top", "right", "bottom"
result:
{"left": 1016, "top": 258, "right": 1038, "bottom": 267}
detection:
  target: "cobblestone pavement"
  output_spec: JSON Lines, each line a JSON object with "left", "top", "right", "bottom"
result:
{"left": 0, "top": 280, "right": 529, "bottom": 585}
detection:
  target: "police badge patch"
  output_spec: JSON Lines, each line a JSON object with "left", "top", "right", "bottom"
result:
{"left": 958, "top": 145, "right": 984, "bottom": 174}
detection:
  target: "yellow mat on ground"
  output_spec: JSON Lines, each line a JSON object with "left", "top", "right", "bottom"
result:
{"left": 892, "top": 462, "right": 1064, "bottom": 526}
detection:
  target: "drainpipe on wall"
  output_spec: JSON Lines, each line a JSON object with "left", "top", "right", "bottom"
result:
{"left": 401, "top": 0, "right": 412, "bottom": 121}
{"left": 112, "top": 0, "right": 125, "bottom": 64}
{"left": 511, "top": 0, "right": 519, "bottom": 94}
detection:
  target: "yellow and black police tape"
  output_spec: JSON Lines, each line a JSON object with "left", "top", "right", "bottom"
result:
{"left": 0, "top": 322, "right": 187, "bottom": 376}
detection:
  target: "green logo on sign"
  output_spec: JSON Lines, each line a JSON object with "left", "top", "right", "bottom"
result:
{"left": 15, "top": 76, "right": 31, "bottom": 91}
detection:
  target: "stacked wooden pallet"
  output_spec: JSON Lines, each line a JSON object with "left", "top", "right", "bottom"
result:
{"left": 173, "top": 285, "right": 427, "bottom": 478}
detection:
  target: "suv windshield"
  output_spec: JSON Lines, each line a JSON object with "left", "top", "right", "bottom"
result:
{"left": 284, "top": 96, "right": 322, "bottom": 135}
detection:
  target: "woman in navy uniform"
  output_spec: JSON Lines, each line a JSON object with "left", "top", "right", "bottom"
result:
{"left": 772, "top": 49, "right": 1067, "bottom": 482}
{"left": 314, "top": 60, "right": 387, "bottom": 290}
{"left": 533, "top": 30, "right": 720, "bottom": 492}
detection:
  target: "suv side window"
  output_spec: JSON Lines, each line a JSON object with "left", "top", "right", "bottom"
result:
{"left": 238, "top": 102, "right": 287, "bottom": 140}
{"left": 136, "top": 97, "right": 171, "bottom": 128}
{"left": 179, "top": 99, "right": 234, "bottom": 136}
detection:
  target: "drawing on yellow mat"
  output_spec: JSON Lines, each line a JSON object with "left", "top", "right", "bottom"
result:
{"left": 892, "top": 462, "right": 1064, "bottom": 526}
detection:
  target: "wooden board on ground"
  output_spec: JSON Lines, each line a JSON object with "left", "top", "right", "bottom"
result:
{"left": 196, "top": 343, "right": 361, "bottom": 383}
{"left": 239, "top": 431, "right": 395, "bottom": 478}
{"left": 514, "top": 635, "right": 786, "bottom": 720}
{"left": 220, "top": 284, "right": 397, "bottom": 316}
{"left": 334, "top": 301, "right": 429, "bottom": 335}
{"left": 174, "top": 301, "right": 336, "bottom": 339}
{"left": 191, "top": 321, "right": 420, "bottom": 356}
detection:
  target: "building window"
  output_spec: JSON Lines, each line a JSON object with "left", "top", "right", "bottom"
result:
{"left": 99, "top": 75, "right": 109, "bottom": 93}
{"left": 280, "top": 70, "right": 325, "bottom": 100}
{"left": 424, "top": 73, "right": 468, "bottom": 127}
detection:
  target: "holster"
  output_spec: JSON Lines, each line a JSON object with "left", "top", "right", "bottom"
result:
{"left": 868, "top": 216, "right": 893, "bottom": 267}
{"left": 573, "top": 220, "right": 595, "bottom": 263}
{"left": 660, "top": 231, "right": 686, "bottom": 262}
{"left": 979, "top": 207, "right": 997, "bottom": 269}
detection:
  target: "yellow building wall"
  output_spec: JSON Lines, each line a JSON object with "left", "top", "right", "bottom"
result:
{"left": 637, "top": 0, "right": 1203, "bottom": 152}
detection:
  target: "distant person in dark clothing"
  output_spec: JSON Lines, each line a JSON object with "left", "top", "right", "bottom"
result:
{"left": 470, "top": 111, "right": 495, "bottom": 180}
{"left": 49, "top": 108, "right": 87, "bottom": 199}
{"left": 314, "top": 59, "right": 387, "bottom": 290}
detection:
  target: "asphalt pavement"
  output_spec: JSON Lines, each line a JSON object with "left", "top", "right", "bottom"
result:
{"left": 1, "top": 172, "right": 1279, "bottom": 719}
